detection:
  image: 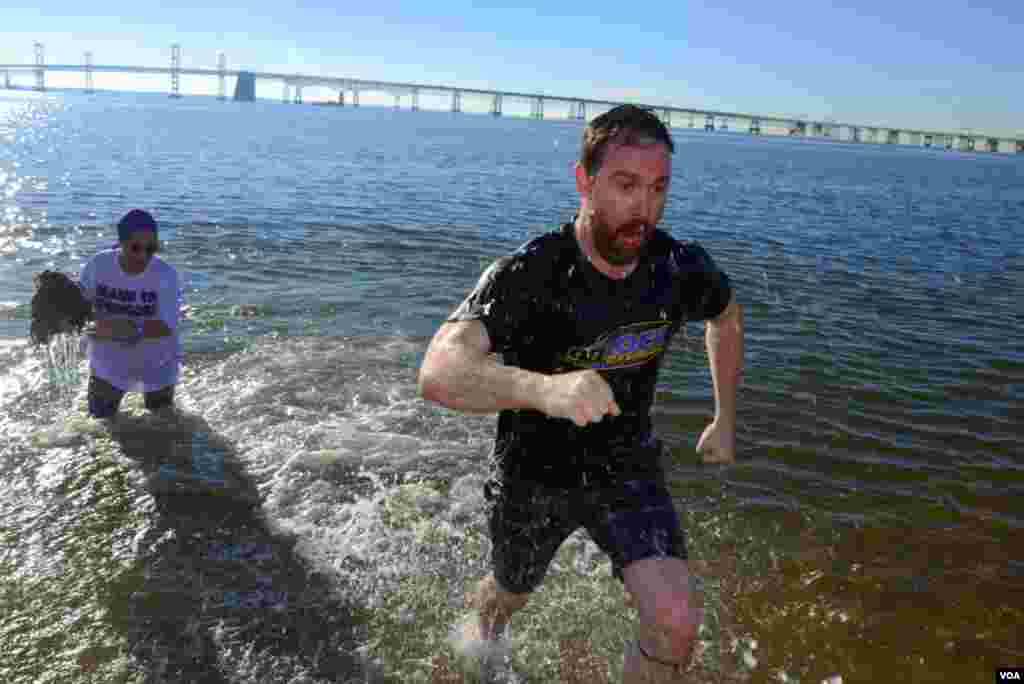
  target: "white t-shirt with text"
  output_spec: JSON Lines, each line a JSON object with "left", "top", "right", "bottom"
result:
{"left": 78, "top": 249, "right": 184, "bottom": 393}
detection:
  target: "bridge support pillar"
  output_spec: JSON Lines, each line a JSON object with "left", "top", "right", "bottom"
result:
{"left": 84, "top": 51, "right": 94, "bottom": 93}
{"left": 849, "top": 126, "right": 860, "bottom": 142}
{"left": 353, "top": 90, "right": 360, "bottom": 107}
{"left": 704, "top": 114, "right": 715, "bottom": 131}
{"left": 3, "top": 71, "right": 8, "bottom": 89}
{"left": 531, "top": 97, "right": 544, "bottom": 119}
{"left": 986, "top": 138, "right": 999, "bottom": 153}
{"left": 750, "top": 118, "right": 762, "bottom": 135}
{"left": 217, "top": 52, "right": 227, "bottom": 100}
{"left": 492, "top": 93, "right": 502, "bottom": 116}
{"left": 233, "top": 71, "right": 255, "bottom": 101}
{"left": 293, "top": 85, "right": 303, "bottom": 104}
{"left": 411, "top": 88, "right": 419, "bottom": 111}
{"left": 33, "top": 42, "right": 45, "bottom": 91}
{"left": 451, "top": 90, "right": 461, "bottom": 113}
{"left": 282, "top": 83, "right": 289, "bottom": 103}
{"left": 169, "top": 43, "right": 182, "bottom": 98}
{"left": 337, "top": 90, "right": 345, "bottom": 105}
{"left": 394, "top": 94, "right": 401, "bottom": 110}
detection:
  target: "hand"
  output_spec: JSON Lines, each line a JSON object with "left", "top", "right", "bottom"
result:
{"left": 539, "top": 370, "right": 621, "bottom": 427}
{"left": 94, "top": 319, "right": 138, "bottom": 341}
{"left": 697, "top": 418, "right": 736, "bottom": 464}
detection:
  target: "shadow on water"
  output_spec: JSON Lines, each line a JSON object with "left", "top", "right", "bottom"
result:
{"left": 85, "top": 408, "right": 368, "bottom": 683}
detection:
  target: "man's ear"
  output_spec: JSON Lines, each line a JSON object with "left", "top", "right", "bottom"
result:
{"left": 574, "top": 162, "right": 592, "bottom": 197}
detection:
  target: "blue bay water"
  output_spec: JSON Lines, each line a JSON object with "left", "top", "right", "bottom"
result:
{"left": 1, "top": 89, "right": 1022, "bottom": 683}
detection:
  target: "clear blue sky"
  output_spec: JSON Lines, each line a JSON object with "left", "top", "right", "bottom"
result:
{"left": 0, "top": 0, "right": 1020, "bottom": 136}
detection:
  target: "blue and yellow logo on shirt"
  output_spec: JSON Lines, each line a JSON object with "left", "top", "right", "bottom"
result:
{"left": 558, "top": 321, "right": 672, "bottom": 371}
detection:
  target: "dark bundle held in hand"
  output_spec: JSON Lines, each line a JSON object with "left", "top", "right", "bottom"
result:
{"left": 29, "top": 270, "right": 94, "bottom": 346}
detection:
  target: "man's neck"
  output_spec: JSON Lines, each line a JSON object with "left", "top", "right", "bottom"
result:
{"left": 118, "top": 253, "right": 146, "bottom": 275}
{"left": 573, "top": 214, "right": 638, "bottom": 280}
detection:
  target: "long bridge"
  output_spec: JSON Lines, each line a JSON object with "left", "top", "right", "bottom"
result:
{"left": 3, "top": 43, "right": 1021, "bottom": 155}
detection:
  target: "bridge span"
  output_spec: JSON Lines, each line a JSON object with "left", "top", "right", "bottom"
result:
{"left": 2, "top": 47, "right": 1020, "bottom": 156}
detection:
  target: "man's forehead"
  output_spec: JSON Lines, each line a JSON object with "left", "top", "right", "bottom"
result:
{"left": 124, "top": 229, "right": 156, "bottom": 240}
{"left": 600, "top": 141, "right": 672, "bottom": 177}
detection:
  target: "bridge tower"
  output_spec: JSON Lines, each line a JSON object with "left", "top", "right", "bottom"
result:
{"left": 170, "top": 44, "right": 182, "bottom": 98}
{"left": 84, "top": 51, "right": 94, "bottom": 93}
{"left": 217, "top": 52, "right": 227, "bottom": 101}
{"left": 33, "top": 42, "right": 45, "bottom": 91}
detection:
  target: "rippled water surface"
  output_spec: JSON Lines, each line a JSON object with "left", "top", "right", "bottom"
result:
{"left": 1, "top": 90, "right": 1022, "bottom": 683}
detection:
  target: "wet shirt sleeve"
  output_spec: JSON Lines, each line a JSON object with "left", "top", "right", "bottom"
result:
{"left": 447, "top": 255, "right": 533, "bottom": 354}
{"left": 678, "top": 242, "right": 732, "bottom": 321}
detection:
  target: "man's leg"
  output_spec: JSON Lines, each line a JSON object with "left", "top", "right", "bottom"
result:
{"left": 472, "top": 478, "right": 577, "bottom": 640}
{"left": 469, "top": 573, "right": 531, "bottom": 641}
{"left": 144, "top": 383, "right": 176, "bottom": 413}
{"left": 584, "top": 478, "right": 698, "bottom": 683}
{"left": 87, "top": 373, "right": 125, "bottom": 419}
{"left": 621, "top": 557, "right": 700, "bottom": 683}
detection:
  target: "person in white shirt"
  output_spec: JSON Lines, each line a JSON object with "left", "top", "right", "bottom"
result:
{"left": 78, "top": 209, "right": 184, "bottom": 418}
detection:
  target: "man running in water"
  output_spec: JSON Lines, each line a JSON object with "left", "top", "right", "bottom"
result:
{"left": 418, "top": 104, "right": 744, "bottom": 682}
{"left": 79, "top": 209, "right": 183, "bottom": 418}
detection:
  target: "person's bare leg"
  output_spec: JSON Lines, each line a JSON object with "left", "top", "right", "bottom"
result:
{"left": 469, "top": 573, "right": 530, "bottom": 640}
{"left": 621, "top": 558, "right": 700, "bottom": 683}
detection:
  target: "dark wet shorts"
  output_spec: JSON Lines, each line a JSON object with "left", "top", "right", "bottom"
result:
{"left": 87, "top": 373, "right": 175, "bottom": 418}
{"left": 484, "top": 473, "right": 688, "bottom": 595}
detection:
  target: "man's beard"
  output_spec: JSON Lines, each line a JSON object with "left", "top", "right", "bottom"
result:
{"left": 591, "top": 212, "right": 651, "bottom": 267}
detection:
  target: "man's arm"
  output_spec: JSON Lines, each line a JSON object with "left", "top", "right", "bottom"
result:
{"left": 142, "top": 319, "right": 172, "bottom": 339}
{"left": 93, "top": 319, "right": 137, "bottom": 340}
{"left": 704, "top": 294, "right": 744, "bottom": 428}
{"left": 418, "top": 320, "right": 549, "bottom": 414}
{"left": 143, "top": 271, "right": 181, "bottom": 339}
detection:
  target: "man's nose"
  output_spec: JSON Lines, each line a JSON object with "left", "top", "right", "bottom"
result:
{"left": 631, "top": 188, "right": 653, "bottom": 217}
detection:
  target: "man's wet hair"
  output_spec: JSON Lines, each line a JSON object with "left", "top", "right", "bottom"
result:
{"left": 580, "top": 104, "right": 675, "bottom": 177}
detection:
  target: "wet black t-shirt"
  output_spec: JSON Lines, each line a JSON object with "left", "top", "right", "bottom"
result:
{"left": 449, "top": 220, "right": 732, "bottom": 487}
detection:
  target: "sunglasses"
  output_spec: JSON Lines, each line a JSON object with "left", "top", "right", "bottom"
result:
{"left": 127, "top": 241, "right": 159, "bottom": 256}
